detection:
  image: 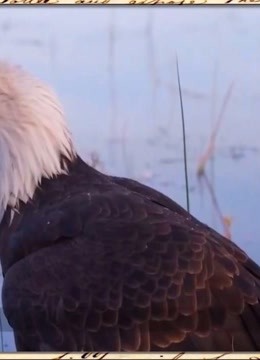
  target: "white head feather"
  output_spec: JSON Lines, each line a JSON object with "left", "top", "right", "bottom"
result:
{"left": 0, "top": 61, "right": 76, "bottom": 222}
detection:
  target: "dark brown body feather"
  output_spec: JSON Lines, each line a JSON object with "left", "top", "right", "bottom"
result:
{"left": 0, "top": 156, "right": 259, "bottom": 351}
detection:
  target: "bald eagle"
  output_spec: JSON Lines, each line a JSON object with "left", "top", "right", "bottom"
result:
{"left": 0, "top": 62, "right": 259, "bottom": 352}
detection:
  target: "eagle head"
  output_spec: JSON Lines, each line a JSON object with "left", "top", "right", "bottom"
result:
{"left": 0, "top": 61, "right": 76, "bottom": 221}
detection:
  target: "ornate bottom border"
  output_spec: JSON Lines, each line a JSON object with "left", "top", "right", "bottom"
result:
{"left": 0, "top": 352, "right": 259, "bottom": 360}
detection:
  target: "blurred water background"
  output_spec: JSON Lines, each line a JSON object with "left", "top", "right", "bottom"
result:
{"left": 0, "top": 6, "right": 260, "bottom": 351}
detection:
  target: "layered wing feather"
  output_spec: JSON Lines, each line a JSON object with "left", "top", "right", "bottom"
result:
{"left": 2, "top": 181, "right": 260, "bottom": 351}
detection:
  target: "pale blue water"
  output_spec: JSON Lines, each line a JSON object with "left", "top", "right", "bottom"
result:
{"left": 0, "top": 6, "right": 260, "bottom": 351}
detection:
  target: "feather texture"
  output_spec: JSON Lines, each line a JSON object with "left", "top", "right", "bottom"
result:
{"left": 0, "top": 157, "right": 259, "bottom": 351}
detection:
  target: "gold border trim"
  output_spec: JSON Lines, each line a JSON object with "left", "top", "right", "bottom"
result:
{"left": 0, "top": 353, "right": 259, "bottom": 359}
{"left": 0, "top": 0, "right": 260, "bottom": 4}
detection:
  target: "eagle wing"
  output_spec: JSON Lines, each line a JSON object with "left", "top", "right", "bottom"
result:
{"left": 2, "top": 185, "right": 260, "bottom": 351}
